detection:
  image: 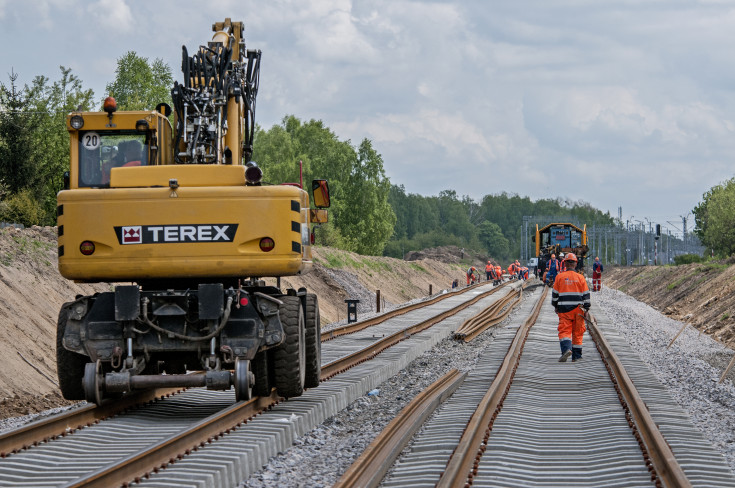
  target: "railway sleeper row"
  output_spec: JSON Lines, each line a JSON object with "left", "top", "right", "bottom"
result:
{"left": 0, "top": 282, "right": 520, "bottom": 487}
{"left": 383, "top": 290, "right": 735, "bottom": 488}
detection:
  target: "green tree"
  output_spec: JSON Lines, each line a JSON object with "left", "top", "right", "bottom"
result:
{"left": 338, "top": 139, "right": 396, "bottom": 255}
{"left": 693, "top": 177, "right": 735, "bottom": 256}
{"left": 104, "top": 51, "right": 173, "bottom": 110}
{"left": 0, "top": 70, "right": 41, "bottom": 194}
{"left": 30, "top": 67, "right": 95, "bottom": 222}
{"left": 254, "top": 116, "right": 396, "bottom": 255}
{"left": 477, "top": 220, "right": 510, "bottom": 260}
{"left": 0, "top": 67, "right": 94, "bottom": 225}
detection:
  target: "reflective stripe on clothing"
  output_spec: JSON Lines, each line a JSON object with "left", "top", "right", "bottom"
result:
{"left": 557, "top": 307, "right": 586, "bottom": 345}
{"left": 551, "top": 270, "right": 590, "bottom": 313}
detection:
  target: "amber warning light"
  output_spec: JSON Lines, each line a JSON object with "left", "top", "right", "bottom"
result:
{"left": 103, "top": 96, "right": 117, "bottom": 114}
{"left": 80, "top": 241, "right": 95, "bottom": 255}
{"left": 259, "top": 237, "right": 275, "bottom": 252}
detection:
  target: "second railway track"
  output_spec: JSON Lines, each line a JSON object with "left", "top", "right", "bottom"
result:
{"left": 0, "top": 281, "right": 524, "bottom": 487}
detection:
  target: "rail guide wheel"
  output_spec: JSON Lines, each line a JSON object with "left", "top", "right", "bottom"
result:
{"left": 83, "top": 361, "right": 103, "bottom": 405}
{"left": 234, "top": 358, "right": 254, "bottom": 401}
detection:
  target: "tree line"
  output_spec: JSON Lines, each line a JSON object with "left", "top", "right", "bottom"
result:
{"left": 2, "top": 53, "right": 730, "bottom": 260}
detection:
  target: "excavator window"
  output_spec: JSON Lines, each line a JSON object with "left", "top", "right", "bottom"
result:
{"left": 78, "top": 132, "right": 149, "bottom": 187}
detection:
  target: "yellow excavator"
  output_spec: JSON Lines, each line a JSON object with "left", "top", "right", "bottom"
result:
{"left": 533, "top": 222, "right": 589, "bottom": 278}
{"left": 56, "top": 19, "right": 330, "bottom": 404}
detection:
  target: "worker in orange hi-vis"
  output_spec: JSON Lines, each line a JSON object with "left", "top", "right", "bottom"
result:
{"left": 551, "top": 253, "right": 590, "bottom": 362}
{"left": 485, "top": 261, "right": 493, "bottom": 281}
{"left": 466, "top": 266, "right": 480, "bottom": 286}
{"left": 507, "top": 261, "right": 516, "bottom": 279}
{"left": 592, "top": 256, "right": 604, "bottom": 291}
{"left": 494, "top": 265, "right": 502, "bottom": 285}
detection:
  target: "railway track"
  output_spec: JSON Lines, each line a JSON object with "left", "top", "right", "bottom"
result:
{"left": 0, "top": 280, "right": 523, "bottom": 487}
{"left": 375, "top": 287, "right": 735, "bottom": 488}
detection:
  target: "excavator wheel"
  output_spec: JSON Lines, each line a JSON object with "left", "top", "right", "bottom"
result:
{"left": 272, "top": 296, "right": 305, "bottom": 398}
{"left": 83, "top": 360, "right": 104, "bottom": 405}
{"left": 234, "top": 358, "right": 253, "bottom": 402}
{"left": 303, "top": 293, "right": 321, "bottom": 389}
{"left": 56, "top": 303, "right": 87, "bottom": 400}
{"left": 251, "top": 349, "right": 272, "bottom": 397}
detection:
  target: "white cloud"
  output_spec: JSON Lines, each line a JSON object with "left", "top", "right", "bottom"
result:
{"left": 86, "top": 0, "right": 133, "bottom": 32}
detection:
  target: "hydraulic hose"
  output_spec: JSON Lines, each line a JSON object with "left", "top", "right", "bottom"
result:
{"left": 139, "top": 296, "right": 234, "bottom": 341}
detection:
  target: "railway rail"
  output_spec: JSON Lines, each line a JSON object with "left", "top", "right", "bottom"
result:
{"left": 0, "top": 281, "right": 522, "bottom": 487}
{"left": 2, "top": 279, "right": 732, "bottom": 488}
{"left": 380, "top": 288, "right": 735, "bottom": 488}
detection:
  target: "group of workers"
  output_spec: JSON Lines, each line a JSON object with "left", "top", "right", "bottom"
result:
{"left": 458, "top": 253, "right": 605, "bottom": 364}
{"left": 463, "top": 260, "right": 532, "bottom": 287}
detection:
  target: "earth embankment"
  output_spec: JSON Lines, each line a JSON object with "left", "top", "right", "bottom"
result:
{"left": 605, "top": 263, "right": 735, "bottom": 346}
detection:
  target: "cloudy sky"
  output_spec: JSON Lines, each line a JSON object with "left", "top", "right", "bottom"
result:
{"left": 2, "top": 0, "right": 735, "bottom": 234}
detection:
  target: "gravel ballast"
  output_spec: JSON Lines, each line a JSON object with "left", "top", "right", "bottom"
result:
{"left": 241, "top": 285, "right": 735, "bottom": 487}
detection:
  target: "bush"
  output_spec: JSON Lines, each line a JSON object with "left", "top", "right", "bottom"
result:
{"left": 0, "top": 190, "right": 45, "bottom": 227}
{"left": 673, "top": 254, "right": 705, "bottom": 265}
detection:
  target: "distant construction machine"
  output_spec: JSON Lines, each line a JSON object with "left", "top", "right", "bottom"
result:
{"left": 533, "top": 223, "right": 589, "bottom": 276}
{"left": 56, "top": 19, "right": 330, "bottom": 405}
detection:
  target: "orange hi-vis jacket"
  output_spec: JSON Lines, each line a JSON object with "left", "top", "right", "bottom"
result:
{"left": 485, "top": 264, "right": 493, "bottom": 272}
{"left": 551, "top": 270, "right": 590, "bottom": 313}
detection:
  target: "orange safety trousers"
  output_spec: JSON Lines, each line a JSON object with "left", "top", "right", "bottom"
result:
{"left": 557, "top": 306, "right": 586, "bottom": 346}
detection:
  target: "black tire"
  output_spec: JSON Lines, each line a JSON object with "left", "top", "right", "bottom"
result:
{"left": 56, "top": 303, "right": 88, "bottom": 400}
{"left": 303, "top": 293, "right": 321, "bottom": 389}
{"left": 252, "top": 349, "right": 272, "bottom": 397}
{"left": 272, "top": 296, "right": 305, "bottom": 398}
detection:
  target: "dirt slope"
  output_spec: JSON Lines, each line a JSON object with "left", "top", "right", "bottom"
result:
{"left": 0, "top": 227, "right": 473, "bottom": 414}
{"left": 605, "top": 263, "right": 735, "bottom": 346}
{"left": 0, "top": 226, "right": 110, "bottom": 415}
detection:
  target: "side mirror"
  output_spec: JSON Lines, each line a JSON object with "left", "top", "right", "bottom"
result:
{"left": 312, "top": 179, "right": 330, "bottom": 208}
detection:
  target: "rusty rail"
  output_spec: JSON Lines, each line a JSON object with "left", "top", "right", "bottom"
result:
{"left": 320, "top": 284, "right": 515, "bottom": 380}
{"left": 437, "top": 286, "right": 548, "bottom": 488}
{"left": 333, "top": 369, "right": 466, "bottom": 488}
{"left": 321, "top": 281, "right": 502, "bottom": 341}
{"left": 62, "top": 391, "right": 280, "bottom": 487}
{"left": 453, "top": 288, "right": 522, "bottom": 342}
{"left": 0, "top": 386, "right": 186, "bottom": 457}
{"left": 586, "top": 313, "right": 692, "bottom": 488}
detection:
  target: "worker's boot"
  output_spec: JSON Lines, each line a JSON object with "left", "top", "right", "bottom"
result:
{"left": 558, "top": 340, "right": 572, "bottom": 362}
{"left": 572, "top": 347, "right": 583, "bottom": 362}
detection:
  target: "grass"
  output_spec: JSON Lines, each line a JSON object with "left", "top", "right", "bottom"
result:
{"left": 409, "top": 262, "right": 429, "bottom": 273}
{"left": 701, "top": 262, "right": 729, "bottom": 272}
{"left": 322, "top": 251, "right": 362, "bottom": 270}
{"left": 721, "top": 313, "right": 730, "bottom": 321}
{"left": 2, "top": 235, "right": 55, "bottom": 267}
{"left": 667, "top": 276, "right": 688, "bottom": 290}
{"left": 361, "top": 258, "right": 391, "bottom": 273}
